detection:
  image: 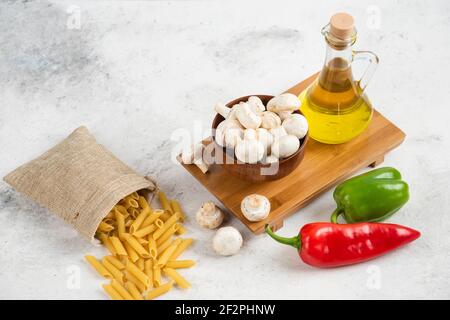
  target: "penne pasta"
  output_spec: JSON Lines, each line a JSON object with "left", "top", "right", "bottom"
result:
{"left": 103, "top": 284, "right": 123, "bottom": 300}
{"left": 159, "top": 210, "right": 171, "bottom": 222}
{"left": 104, "top": 211, "right": 115, "bottom": 219}
{"left": 156, "top": 238, "right": 173, "bottom": 258}
{"left": 123, "top": 241, "right": 140, "bottom": 263}
{"left": 129, "top": 207, "right": 150, "bottom": 234}
{"left": 176, "top": 225, "right": 187, "bottom": 235}
{"left": 156, "top": 223, "right": 180, "bottom": 247}
{"left": 138, "top": 195, "right": 151, "bottom": 211}
{"left": 155, "top": 218, "right": 164, "bottom": 229}
{"left": 165, "top": 260, "right": 196, "bottom": 269}
{"left": 137, "top": 258, "right": 145, "bottom": 271}
{"left": 102, "top": 257, "right": 124, "bottom": 284}
{"left": 130, "top": 191, "right": 140, "bottom": 200}
{"left": 158, "top": 191, "right": 172, "bottom": 213}
{"left": 169, "top": 238, "right": 193, "bottom": 260}
{"left": 122, "top": 233, "right": 151, "bottom": 258}
{"left": 141, "top": 210, "right": 164, "bottom": 228}
{"left": 97, "top": 233, "right": 117, "bottom": 256}
{"left": 124, "top": 197, "right": 139, "bottom": 209}
{"left": 152, "top": 212, "right": 181, "bottom": 240}
{"left": 109, "top": 236, "right": 128, "bottom": 256}
{"left": 163, "top": 268, "right": 191, "bottom": 289}
{"left": 114, "top": 204, "right": 129, "bottom": 218}
{"left": 114, "top": 209, "right": 126, "bottom": 239}
{"left": 145, "top": 281, "right": 173, "bottom": 300}
{"left": 111, "top": 279, "right": 134, "bottom": 300}
{"left": 98, "top": 221, "right": 114, "bottom": 233}
{"left": 148, "top": 238, "right": 157, "bottom": 259}
{"left": 133, "top": 224, "right": 157, "bottom": 238}
{"left": 125, "top": 260, "right": 149, "bottom": 286}
{"left": 128, "top": 207, "right": 140, "bottom": 219}
{"left": 137, "top": 237, "right": 149, "bottom": 246}
{"left": 126, "top": 282, "right": 144, "bottom": 300}
{"left": 153, "top": 267, "right": 162, "bottom": 287}
{"left": 144, "top": 259, "right": 153, "bottom": 277}
{"left": 125, "top": 219, "right": 133, "bottom": 228}
{"left": 85, "top": 255, "right": 113, "bottom": 279}
{"left": 91, "top": 191, "right": 194, "bottom": 301}
{"left": 170, "top": 199, "right": 185, "bottom": 222}
{"left": 156, "top": 239, "right": 182, "bottom": 268}
{"left": 125, "top": 270, "right": 147, "bottom": 292}
{"left": 105, "top": 255, "right": 125, "bottom": 270}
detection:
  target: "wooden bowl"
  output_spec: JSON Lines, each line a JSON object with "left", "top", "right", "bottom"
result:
{"left": 211, "top": 95, "right": 308, "bottom": 182}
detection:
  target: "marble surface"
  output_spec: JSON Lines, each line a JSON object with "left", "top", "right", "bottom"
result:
{"left": 1, "top": 0, "right": 449, "bottom": 300}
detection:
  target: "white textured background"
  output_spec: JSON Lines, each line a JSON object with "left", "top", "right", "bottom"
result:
{"left": 0, "top": 0, "right": 449, "bottom": 299}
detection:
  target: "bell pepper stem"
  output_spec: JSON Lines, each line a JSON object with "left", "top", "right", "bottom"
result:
{"left": 265, "top": 224, "right": 301, "bottom": 250}
{"left": 331, "top": 209, "right": 343, "bottom": 224}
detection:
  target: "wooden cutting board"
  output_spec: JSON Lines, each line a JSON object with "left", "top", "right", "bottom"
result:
{"left": 179, "top": 73, "right": 406, "bottom": 234}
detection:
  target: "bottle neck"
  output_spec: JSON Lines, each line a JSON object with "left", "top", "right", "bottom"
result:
{"left": 323, "top": 44, "right": 353, "bottom": 70}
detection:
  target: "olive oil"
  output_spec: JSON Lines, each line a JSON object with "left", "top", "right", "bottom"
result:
{"left": 299, "top": 58, "right": 373, "bottom": 144}
{"left": 300, "top": 13, "right": 378, "bottom": 144}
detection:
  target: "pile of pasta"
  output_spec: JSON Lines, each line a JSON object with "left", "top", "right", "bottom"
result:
{"left": 85, "top": 190, "right": 195, "bottom": 300}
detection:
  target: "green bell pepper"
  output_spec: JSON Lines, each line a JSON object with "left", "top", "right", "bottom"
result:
{"left": 331, "top": 167, "right": 409, "bottom": 223}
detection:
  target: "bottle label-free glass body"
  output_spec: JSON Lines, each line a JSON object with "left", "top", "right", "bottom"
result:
{"left": 299, "top": 57, "right": 373, "bottom": 144}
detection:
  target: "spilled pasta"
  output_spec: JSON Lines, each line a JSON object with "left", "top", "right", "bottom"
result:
{"left": 85, "top": 191, "right": 195, "bottom": 300}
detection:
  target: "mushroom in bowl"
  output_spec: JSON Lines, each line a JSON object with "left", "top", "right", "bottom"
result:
{"left": 211, "top": 94, "right": 309, "bottom": 182}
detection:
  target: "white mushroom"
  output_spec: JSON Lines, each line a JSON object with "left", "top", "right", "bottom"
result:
{"left": 196, "top": 202, "right": 224, "bottom": 229}
{"left": 212, "top": 226, "right": 243, "bottom": 256}
{"left": 235, "top": 139, "right": 265, "bottom": 164}
{"left": 278, "top": 110, "right": 294, "bottom": 121}
{"left": 256, "top": 128, "right": 273, "bottom": 153}
{"left": 282, "top": 114, "right": 308, "bottom": 139}
{"left": 236, "top": 102, "right": 262, "bottom": 129}
{"left": 180, "top": 143, "right": 209, "bottom": 173}
{"left": 241, "top": 194, "right": 271, "bottom": 222}
{"left": 215, "top": 119, "right": 241, "bottom": 146}
{"left": 267, "top": 93, "right": 301, "bottom": 113}
{"left": 271, "top": 134, "right": 300, "bottom": 159}
{"left": 247, "top": 96, "right": 266, "bottom": 114}
{"left": 261, "top": 111, "right": 281, "bottom": 129}
{"left": 243, "top": 128, "right": 257, "bottom": 141}
{"left": 269, "top": 126, "right": 288, "bottom": 140}
{"left": 224, "top": 127, "right": 243, "bottom": 149}
{"left": 214, "top": 102, "right": 230, "bottom": 119}
{"left": 264, "top": 155, "right": 279, "bottom": 164}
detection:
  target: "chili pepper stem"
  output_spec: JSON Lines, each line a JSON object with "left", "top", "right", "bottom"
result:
{"left": 330, "top": 208, "right": 344, "bottom": 223}
{"left": 265, "top": 224, "right": 301, "bottom": 250}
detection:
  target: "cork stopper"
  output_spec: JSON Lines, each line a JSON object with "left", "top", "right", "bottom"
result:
{"left": 329, "top": 13, "right": 355, "bottom": 40}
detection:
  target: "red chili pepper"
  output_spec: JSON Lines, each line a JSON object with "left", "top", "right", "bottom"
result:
{"left": 265, "top": 222, "right": 420, "bottom": 268}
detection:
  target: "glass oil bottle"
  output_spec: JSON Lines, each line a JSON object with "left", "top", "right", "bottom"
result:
{"left": 299, "top": 13, "right": 379, "bottom": 144}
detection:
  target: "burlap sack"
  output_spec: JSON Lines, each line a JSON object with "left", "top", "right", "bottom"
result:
{"left": 3, "top": 126, "right": 156, "bottom": 242}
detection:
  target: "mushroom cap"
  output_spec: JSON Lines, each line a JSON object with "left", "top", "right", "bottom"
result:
{"left": 256, "top": 128, "right": 274, "bottom": 153}
{"left": 196, "top": 202, "right": 224, "bottom": 229}
{"left": 215, "top": 119, "right": 241, "bottom": 146}
{"left": 212, "top": 226, "right": 243, "bottom": 256}
{"left": 235, "top": 139, "right": 265, "bottom": 164}
{"left": 271, "top": 134, "right": 300, "bottom": 159}
{"left": 264, "top": 155, "right": 279, "bottom": 164}
{"left": 278, "top": 110, "right": 294, "bottom": 121}
{"left": 261, "top": 111, "right": 282, "bottom": 129}
{"left": 241, "top": 194, "right": 271, "bottom": 222}
{"left": 282, "top": 114, "right": 308, "bottom": 139}
{"left": 247, "top": 96, "right": 266, "bottom": 113}
{"left": 243, "top": 128, "right": 257, "bottom": 140}
{"left": 236, "top": 102, "right": 262, "bottom": 129}
{"left": 224, "top": 127, "right": 244, "bottom": 149}
{"left": 267, "top": 93, "right": 301, "bottom": 112}
{"left": 269, "top": 126, "right": 288, "bottom": 140}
